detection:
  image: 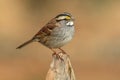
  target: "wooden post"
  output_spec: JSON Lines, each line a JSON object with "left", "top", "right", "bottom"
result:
{"left": 46, "top": 52, "right": 76, "bottom": 80}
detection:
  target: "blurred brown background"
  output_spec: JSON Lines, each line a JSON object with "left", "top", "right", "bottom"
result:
{"left": 0, "top": 0, "right": 120, "bottom": 80}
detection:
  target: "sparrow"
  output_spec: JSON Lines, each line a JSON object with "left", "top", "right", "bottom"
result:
{"left": 16, "top": 12, "right": 75, "bottom": 55}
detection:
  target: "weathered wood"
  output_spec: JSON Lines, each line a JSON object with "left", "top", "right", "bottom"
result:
{"left": 46, "top": 53, "right": 76, "bottom": 80}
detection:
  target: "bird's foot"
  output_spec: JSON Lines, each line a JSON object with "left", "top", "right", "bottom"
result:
{"left": 59, "top": 48, "right": 67, "bottom": 54}
{"left": 52, "top": 52, "right": 64, "bottom": 61}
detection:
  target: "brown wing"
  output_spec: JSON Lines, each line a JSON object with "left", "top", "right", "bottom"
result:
{"left": 33, "top": 18, "right": 58, "bottom": 39}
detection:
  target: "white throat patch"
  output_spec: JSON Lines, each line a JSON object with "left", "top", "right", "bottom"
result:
{"left": 66, "top": 21, "right": 74, "bottom": 26}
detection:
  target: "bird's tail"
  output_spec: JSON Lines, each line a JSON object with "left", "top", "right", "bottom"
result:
{"left": 16, "top": 39, "right": 34, "bottom": 49}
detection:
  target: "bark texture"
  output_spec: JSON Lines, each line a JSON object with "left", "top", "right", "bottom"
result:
{"left": 46, "top": 53, "right": 76, "bottom": 80}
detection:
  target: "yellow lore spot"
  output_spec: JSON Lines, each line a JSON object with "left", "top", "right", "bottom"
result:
{"left": 65, "top": 16, "right": 71, "bottom": 20}
{"left": 57, "top": 16, "right": 71, "bottom": 20}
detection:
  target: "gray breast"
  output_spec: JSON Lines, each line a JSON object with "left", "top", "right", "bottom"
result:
{"left": 44, "top": 22, "right": 75, "bottom": 48}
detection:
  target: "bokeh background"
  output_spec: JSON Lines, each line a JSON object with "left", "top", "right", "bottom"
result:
{"left": 0, "top": 0, "right": 120, "bottom": 80}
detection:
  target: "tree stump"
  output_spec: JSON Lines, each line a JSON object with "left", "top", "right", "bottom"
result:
{"left": 46, "top": 52, "right": 76, "bottom": 80}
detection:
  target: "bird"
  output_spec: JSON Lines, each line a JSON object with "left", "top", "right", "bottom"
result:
{"left": 16, "top": 12, "right": 75, "bottom": 55}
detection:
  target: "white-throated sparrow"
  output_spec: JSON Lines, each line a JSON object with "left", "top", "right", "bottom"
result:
{"left": 17, "top": 12, "right": 75, "bottom": 54}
